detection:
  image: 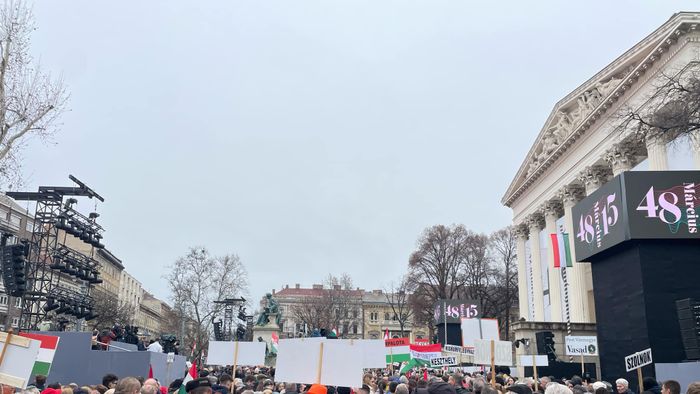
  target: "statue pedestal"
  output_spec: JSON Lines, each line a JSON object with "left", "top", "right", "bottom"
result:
{"left": 252, "top": 313, "right": 281, "bottom": 366}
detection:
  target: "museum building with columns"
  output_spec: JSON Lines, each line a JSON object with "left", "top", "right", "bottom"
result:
{"left": 502, "top": 12, "right": 700, "bottom": 376}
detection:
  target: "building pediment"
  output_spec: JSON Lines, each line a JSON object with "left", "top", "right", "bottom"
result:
{"left": 502, "top": 12, "right": 700, "bottom": 207}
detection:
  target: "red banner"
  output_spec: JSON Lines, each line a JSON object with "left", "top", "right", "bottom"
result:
{"left": 384, "top": 337, "right": 410, "bottom": 347}
{"left": 414, "top": 338, "right": 430, "bottom": 345}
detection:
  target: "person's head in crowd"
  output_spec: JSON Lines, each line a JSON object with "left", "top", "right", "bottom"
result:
{"left": 662, "top": 381, "right": 680, "bottom": 394}
{"left": 239, "top": 391, "right": 253, "bottom": 394}
{"left": 540, "top": 378, "right": 552, "bottom": 390}
{"left": 507, "top": 377, "right": 515, "bottom": 386}
{"left": 168, "top": 380, "right": 183, "bottom": 394}
{"left": 594, "top": 388, "right": 608, "bottom": 394}
{"left": 389, "top": 382, "right": 399, "bottom": 394}
{"left": 103, "top": 375, "right": 119, "bottom": 390}
{"left": 481, "top": 387, "right": 499, "bottom": 394}
{"left": 508, "top": 385, "right": 533, "bottom": 394}
{"left": 96, "top": 385, "right": 108, "bottom": 394}
{"left": 643, "top": 378, "right": 660, "bottom": 392}
{"left": 472, "top": 378, "right": 486, "bottom": 394}
{"left": 49, "top": 384, "right": 63, "bottom": 390}
{"left": 545, "top": 383, "right": 572, "bottom": 394}
{"left": 307, "top": 385, "right": 327, "bottom": 394}
{"left": 686, "top": 383, "right": 700, "bottom": 394}
{"left": 395, "top": 384, "right": 409, "bottom": 394}
{"left": 572, "top": 386, "right": 586, "bottom": 394}
{"left": 115, "top": 378, "right": 141, "bottom": 394}
{"left": 186, "top": 378, "right": 212, "bottom": 394}
{"left": 144, "top": 380, "right": 159, "bottom": 390}
{"left": 35, "top": 375, "right": 48, "bottom": 389}
{"left": 141, "top": 385, "right": 158, "bottom": 394}
{"left": 283, "top": 384, "right": 298, "bottom": 394}
{"left": 570, "top": 379, "right": 583, "bottom": 388}
{"left": 615, "top": 379, "right": 629, "bottom": 394}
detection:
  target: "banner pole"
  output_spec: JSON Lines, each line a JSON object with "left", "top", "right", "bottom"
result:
{"left": 390, "top": 346, "right": 394, "bottom": 374}
{"left": 490, "top": 340, "right": 495, "bottom": 386}
{"left": 444, "top": 301, "right": 448, "bottom": 346}
{"left": 533, "top": 356, "right": 539, "bottom": 393}
{"left": 637, "top": 367, "right": 643, "bottom": 394}
{"left": 232, "top": 341, "right": 239, "bottom": 380}
{"left": 580, "top": 354, "right": 584, "bottom": 375}
{"left": 316, "top": 342, "right": 324, "bottom": 384}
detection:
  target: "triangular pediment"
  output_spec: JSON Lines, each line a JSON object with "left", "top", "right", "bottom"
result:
{"left": 502, "top": 12, "right": 700, "bottom": 207}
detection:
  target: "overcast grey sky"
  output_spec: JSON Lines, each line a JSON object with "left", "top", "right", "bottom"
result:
{"left": 18, "top": 1, "right": 699, "bottom": 306}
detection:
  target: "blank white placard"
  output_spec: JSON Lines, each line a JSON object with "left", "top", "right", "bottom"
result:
{"left": 206, "top": 341, "right": 266, "bottom": 366}
{"left": 276, "top": 339, "right": 363, "bottom": 387}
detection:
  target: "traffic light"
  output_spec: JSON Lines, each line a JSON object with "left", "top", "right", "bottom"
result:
{"left": 1, "top": 242, "right": 29, "bottom": 297}
{"left": 536, "top": 331, "right": 556, "bottom": 362}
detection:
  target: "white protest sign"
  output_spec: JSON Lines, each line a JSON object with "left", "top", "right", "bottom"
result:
{"left": 461, "top": 318, "right": 500, "bottom": 348}
{"left": 430, "top": 356, "right": 457, "bottom": 367}
{"left": 519, "top": 355, "right": 549, "bottom": 367}
{"left": 351, "top": 339, "right": 387, "bottom": 368}
{"left": 625, "top": 348, "right": 653, "bottom": 372}
{"left": 0, "top": 332, "right": 41, "bottom": 389}
{"left": 276, "top": 339, "right": 363, "bottom": 387}
{"left": 206, "top": 341, "right": 266, "bottom": 366}
{"left": 473, "top": 339, "right": 512, "bottom": 366}
{"left": 443, "top": 345, "right": 473, "bottom": 354}
{"left": 565, "top": 336, "right": 598, "bottom": 356}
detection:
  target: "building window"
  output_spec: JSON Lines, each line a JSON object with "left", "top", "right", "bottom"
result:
{"left": 384, "top": 312, "right": 390, "bottom": 321}
{"left": 0, "top": 296, "right": 7, "bottom": 305}
{"left": 11, "top": 317, "right": 18, "bottom": 328}
{"left": 353, "top": 310, "right": 358, "bottom": 319}
{"left": 370, "top": 312, "right": 378, "bottom": 322}
{"left": 352, "top": 324, "right": 358, "bottom": 334}
{"left": 26, "top": 220, "right": 34, "bottom": 232}
{"left": 14, "top": 298, "right": 21, "bottom": 307}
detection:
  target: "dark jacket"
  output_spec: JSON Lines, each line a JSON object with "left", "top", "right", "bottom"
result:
{"left": 428, "top": 382, "right": 457, "bottom": 394}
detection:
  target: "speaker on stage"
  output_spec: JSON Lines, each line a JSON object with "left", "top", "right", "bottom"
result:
{"left": 676, "top": 298, "right": 700, "bottom": 360}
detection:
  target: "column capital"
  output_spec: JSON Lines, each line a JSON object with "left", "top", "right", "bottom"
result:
{"left": 514, "top": 223, "right": 530, "bottom": 240}
{"left": 541, "top": 200, "right": 564, "bottom": 221}
{"left": 526, "top": 212, "right": 545, "bottom": 231}
{"left": 578, "top": 165, "right": 613, "bottom": 195}
{"left": 558, "top": 184, "right": 585, "bottom": 207}
{"left": 604, "top": 142, "right": 642, "bottom": 174}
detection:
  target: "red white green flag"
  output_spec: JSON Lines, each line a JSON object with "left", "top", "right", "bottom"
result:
{"left": 178, "top": 362, "right": 198, "bottom": 394}
{"left": 18, "top": 332, "right": 60, "bottom": 376}
{"left": 271, "top": 332, "right": 279, "bottom": 353}
{"left": 549, "top": 232, "right": 573, "bottom": 268}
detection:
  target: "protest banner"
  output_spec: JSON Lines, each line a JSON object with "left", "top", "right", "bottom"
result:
{"left": 625, "top": 348, "right": 653, "bottom": 392}
{"left": 275, "top": 339, "right": 363, "bottom": 387}
{"left": 17, "top": 332, "right": 60, "bottom": 376}
{"left": 519, "top": 355, "right": 548, "bottom": 392}
{"left": 429, "top": 356, "right": 457, "bottom": 368}
{"left": 410, "top": 343, "right": 442, "bottom": 361}
{"left": 565, "top": 336, "right": 598, "bottom": 374}
{"left": 384, "top": 338, "right": 411, "bottom": 365}
{"left": 206, "top": 341, "right": 266, "bottom": 367}
{"left": 461, "top": 318, "right": 499, "bottom": 348}
{"left": 474, "top": 339, "right": 512, "bottom": 384}
{"left": 0, "top": 331, "right": 41, "bottom": 389}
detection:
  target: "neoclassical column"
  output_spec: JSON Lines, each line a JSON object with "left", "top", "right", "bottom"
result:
{"left": 645, "top": 130, "right": 669, "bottom": 170}
{"left": 604, "top": 143, "right": 640, "bottom": 176}
{"left": 558, "top": 184, "right": 587, "bottom": 323}
{"left": 543, "top": 201, "right": 564, "bottom": 322}
{"left": 527, "top": 213, "right": 545, "bottom": 321}
{"left": 514, "top": 224, "right": 530, "bottom": 320}
{"left": 578, "top": 165, "right": 613, "bottom": 196}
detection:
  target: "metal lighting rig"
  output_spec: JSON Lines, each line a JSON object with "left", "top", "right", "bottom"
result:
{"left": 6, "top": 175, "right": 105, "bottom": 331}
{"left": 213, "top": 297, "right": 246, "bottom": 341}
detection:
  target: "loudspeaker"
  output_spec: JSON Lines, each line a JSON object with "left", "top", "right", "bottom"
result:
{"left": 676, "top": 298, "right": 700, "bottom": 360}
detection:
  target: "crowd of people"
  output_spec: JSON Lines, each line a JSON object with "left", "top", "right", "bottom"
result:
{"left": 15, "top": 367, "right": 700, "bottom": 394}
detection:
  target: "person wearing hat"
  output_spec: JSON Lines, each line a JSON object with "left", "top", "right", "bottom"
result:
{"left": 508, "top": 385, "right": 534, "bottom": 394}
{"left": 186, "top": 378, "right": 213, "bottom": 394}
{"left": 307, "top": 385, "right": 327, "bottom": 394}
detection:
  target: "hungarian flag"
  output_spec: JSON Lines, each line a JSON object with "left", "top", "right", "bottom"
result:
{"left": 550, "top": 232, "right": 573, "bottom": 268}
{"left": 271, "top": 332, "right": 279, "bottom": 353}
{"left": 409, "top": 343, "right": 442, "bottom": 361}
{"left": 385, "top": 338, "right": 410, "bottom": 363}
{"left": 178, "top": 362, "right": 198, "bottom": 394}
{"left": 18, "top": 332, "right": 60, "bottom": 375}
{"left": 383, "top": 329, "right": 389, "bottom": 340}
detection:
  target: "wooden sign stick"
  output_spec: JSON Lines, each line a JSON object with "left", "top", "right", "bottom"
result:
{"left": 490, "top": 340, "right": 495, "bottom": 386}
{"left": 533, "top": 355, "right": 539, "bottom": 393}
{"left": 316, "top": 342, "right": 324, "bottom": 384}
{"left": 232, "top": 341, "right": 239, "bottom": 380}
{"left": 0, "top": 329, "right": 13, "bottom": 367}
{"left": 637, "top": 367, "right": 643, "bottom": 394}
{"left": 580, "top": 354, "right": 584, "bottom": 375}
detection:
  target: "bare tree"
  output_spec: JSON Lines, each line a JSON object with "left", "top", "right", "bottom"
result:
{"left": 616, "top": 62, "right": 700, "bottom": 143}
{"left": 0, "top": 1, "right": 68, "bottom": 188}
{"left": 383, "top": 276, "right": 413, "bottom": 337}
{"left": 488, "top": 226, "right": 518, "bottom": 339}
{"left": 89, "top": 287, "right": 135, "bottom": 330}
{"left": 166, "top": 247, "right": 249, "bottom": 362}
{"left": 291, "top": 273, "right": 362, "bottom": 337}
